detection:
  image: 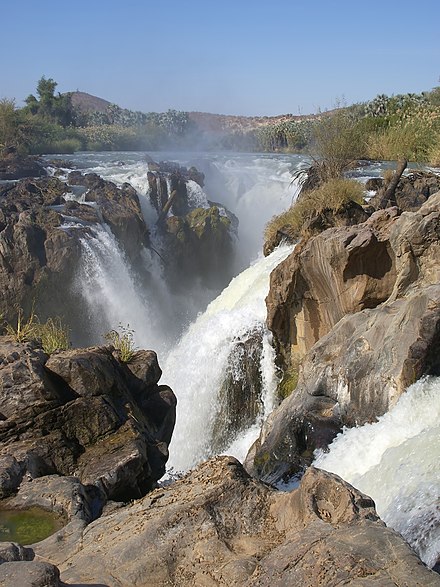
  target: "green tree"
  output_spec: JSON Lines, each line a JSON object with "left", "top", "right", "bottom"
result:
{"left": 25, "top": 76, "right": 74, "bottom": 127}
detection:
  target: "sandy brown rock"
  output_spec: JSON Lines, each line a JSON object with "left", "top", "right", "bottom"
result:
{"left": 37, "top": 457, "right": 439, "bottom": 587}
{"left": 248, "top": 283, "right": 440, "bottom": 483}
{"left": 267, "top": 193, "right": 440, "bottom": 366}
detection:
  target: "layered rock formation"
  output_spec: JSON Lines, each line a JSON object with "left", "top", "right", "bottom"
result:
{"left": 0, "top": 337, "right": 176, "bottom": 500}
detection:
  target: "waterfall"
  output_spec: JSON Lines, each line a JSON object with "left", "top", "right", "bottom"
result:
{"left": 164, "top": 243, "right": 294, "bottom": 474}
{"left": 74, "top": 224, "right": 168, "bottom": 353}
{"left": 314, "top": 376, "right": 440, "bottom": 568}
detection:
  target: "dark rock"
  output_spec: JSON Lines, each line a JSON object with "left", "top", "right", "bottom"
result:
{"left": 0, "top": 153, "right": 47, "bottom": 181}
{"left": 371, "top": 170, "right": 440, "bottom": 212}
{"left": 164, "top": 206, "right": 236, "bottom": 290}
{"left": 0, "top": 561, "right": 61, "bottom": 587}
{"left": 0, "top": 339, "right": 176, "bottom": 501}
{"left": 0, "top": 542, "right": 34, "bottom": 564}
{"left": 365, "top": 177, "right": 384, "bottom": 191}
{"left": 85, "top": 178, "right": 149, "bottom": 261}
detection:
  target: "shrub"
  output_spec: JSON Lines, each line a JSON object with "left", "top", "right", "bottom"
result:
{"left": 265, "top": 178, "right": 365, "bottom": 243}
{"left": 105, "top": 324, "right": 137, "bottom": 363}
{"left": 427, "top": 139, "right": 440, "bottom": 167}
{"left": 367, "top": 120, "right": 435, "bottom": 162}
{"left": 310, "top": 109, "right": 369, "bottom": 181}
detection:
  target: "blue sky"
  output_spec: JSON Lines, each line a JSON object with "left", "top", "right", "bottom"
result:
{"left": 1, "top": 0, "right": 439, "bottom": 116}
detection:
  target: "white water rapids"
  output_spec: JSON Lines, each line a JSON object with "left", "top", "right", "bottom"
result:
{"left": 314, "top": 376, "right": 440, "bottom": 567}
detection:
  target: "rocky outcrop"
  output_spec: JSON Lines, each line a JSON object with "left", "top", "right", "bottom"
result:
{"left": 27, "top": 457, "right": 439, "bottom": 586}
{"left": 164, "top": 206, "right": 236, "bottom": 290}
{"left": 267, "top": 195, "right": 440, "bottom": 366}
{"left": 68, "top": 171, "right": 149, "bottom": 261}
{"left": 0, "top": 172, "right": 150, "bottom": 325}
{"left": 370, "top": 170, "right": 440, "bottom": 211}
{"left": 0, "top": 151, "right": 47, "bottom": 181}
{"left": 247, "top": 192, "right": 440, "bottom": 484}
{"left": 0, "top": 337, "right": 176, "bottom": 501}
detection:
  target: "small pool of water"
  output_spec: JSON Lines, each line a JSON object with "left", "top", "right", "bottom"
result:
{"left": 0, "top": 508, "right": 65, "bottom": 544}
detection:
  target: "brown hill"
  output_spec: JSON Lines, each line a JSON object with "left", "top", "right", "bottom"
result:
{"left": 70, "top": 91, "right": 112, "bottom": 113}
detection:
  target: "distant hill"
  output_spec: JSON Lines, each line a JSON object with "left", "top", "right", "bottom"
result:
{"left": 69, "top": 90, "right": 322, "bottom": 131}
{"left": 70, "top": 91, "right": 112, "bottom": 113}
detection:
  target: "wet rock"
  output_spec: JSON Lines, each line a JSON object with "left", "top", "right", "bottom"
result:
{"left": 0, "top": 338, "right": 176, "bottom": 501}
{"left": 84, "top": 177, "right": 149, "bottom": 261}
{"left": 212, "top": 329, "right": 264, "bottom": 452}
{"left": 164, "top": 206, "right": 236, "bottom": 290}
{"left": 0, "top": 152, "right": 47, "bottom": 181}
{"left": 41, "top": 457, "right": 440, "bottom": 586}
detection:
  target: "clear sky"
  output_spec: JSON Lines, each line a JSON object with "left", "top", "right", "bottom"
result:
{"left": 1, "top": 0, "right": 439, "bottom": 116}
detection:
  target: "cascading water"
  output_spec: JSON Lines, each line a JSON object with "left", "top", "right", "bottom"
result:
{"left": 50, "top": 151, "right": 303, "bottom": 472}
{"left": 164, "top": 243, "right": 294, "bottom": 473}
{"left": 73, "top": 223, "right": 167, "bottom": 353}
{"left": 314, "top": 376, "right": 440, "bottom": 568}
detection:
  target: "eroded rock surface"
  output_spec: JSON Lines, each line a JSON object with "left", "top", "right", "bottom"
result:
{"left": 35, "top": 457, "right": 440, "bottom": 587}
{"left": 268, "top": 194, "right": 440, "bottom": 365}
{"left": 0, "top": 337, "right": 176, "bottom": 501}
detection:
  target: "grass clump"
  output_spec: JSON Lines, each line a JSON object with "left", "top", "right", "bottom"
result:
{"left": 265, "top": 178, "right": 365, "bottom": 244}
{"left": 5, "top": 308, "right": 70, "bottom": 353}
{"left": 105, "top": 324, "right": 137, "bottom": 363}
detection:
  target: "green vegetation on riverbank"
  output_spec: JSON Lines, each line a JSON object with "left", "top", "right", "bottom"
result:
{"left": 1, "top": 77, "right": 439, "bottom": 167}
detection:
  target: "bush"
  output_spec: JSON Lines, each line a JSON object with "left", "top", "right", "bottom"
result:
{"left": 367, "top": 120, "right": 435, "bottom": 162}
{"left": 265, "top": 178, "right": 365, "bottom": 243}
{"left": 310, "top": 109, "right": 369, "bottom": 181}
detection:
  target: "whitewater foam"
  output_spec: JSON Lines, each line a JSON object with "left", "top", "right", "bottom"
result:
{"left": 314, "top": 376, "right": 440, "bottom": 567}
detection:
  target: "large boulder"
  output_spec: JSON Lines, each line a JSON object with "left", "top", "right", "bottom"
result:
{"left": 267, "top": 194, "right": 440, "bottom": 368}
{"left": 247, "top": 283, "right": 440, "bottom": 483}
{"left": 35, "top": 456, "right": 440, "bottom": 586}
{"left": 0, "top": 337, "right": 176, "bottom": 501}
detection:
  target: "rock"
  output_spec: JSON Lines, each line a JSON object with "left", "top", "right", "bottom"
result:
{"left": 40, "top": 457, "right": 439, "bottom": 586}
{"left": 0, "top": 456, "right": 23, "bottom": 499}
{"left": 365, "top": 177, "right": 384, "bottom": 191}
{"left": 267, "top": 194, "right": 440, "bottom": 366}
{"left": 371, "top": 170, "right": 440, "bottom": 212}
{"left": 212, "top": 328, "right": 265, "bottom": 453}
{"left": 164, "top": 206, "right": 236, "bottom": 290}
{"left": 0, "top": 543, "right": 34, "bottom": 564}
{"left": 248, "top": 283, "right": 440, "bottom": 483}
{"left": 249, "top": 194, "right": 440, "bottom": 483}
{"left": 84, "top": 177, "right": 149, "bottom": 261}
{"left": 0, "top": 561, "right": 61, "bottom": 587}
{"left": 0, "top": 153, "right": 47, "bottom": 181}
{"left": 0, "top": 338, "right": 176, "bottom": 501}
{"left": 0, "top": 177, "right": 91, "bottom": 322}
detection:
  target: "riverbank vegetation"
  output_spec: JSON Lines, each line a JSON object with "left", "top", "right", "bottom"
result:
{"left": 1, "top": 77, "right": 439, "bottom": 167}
